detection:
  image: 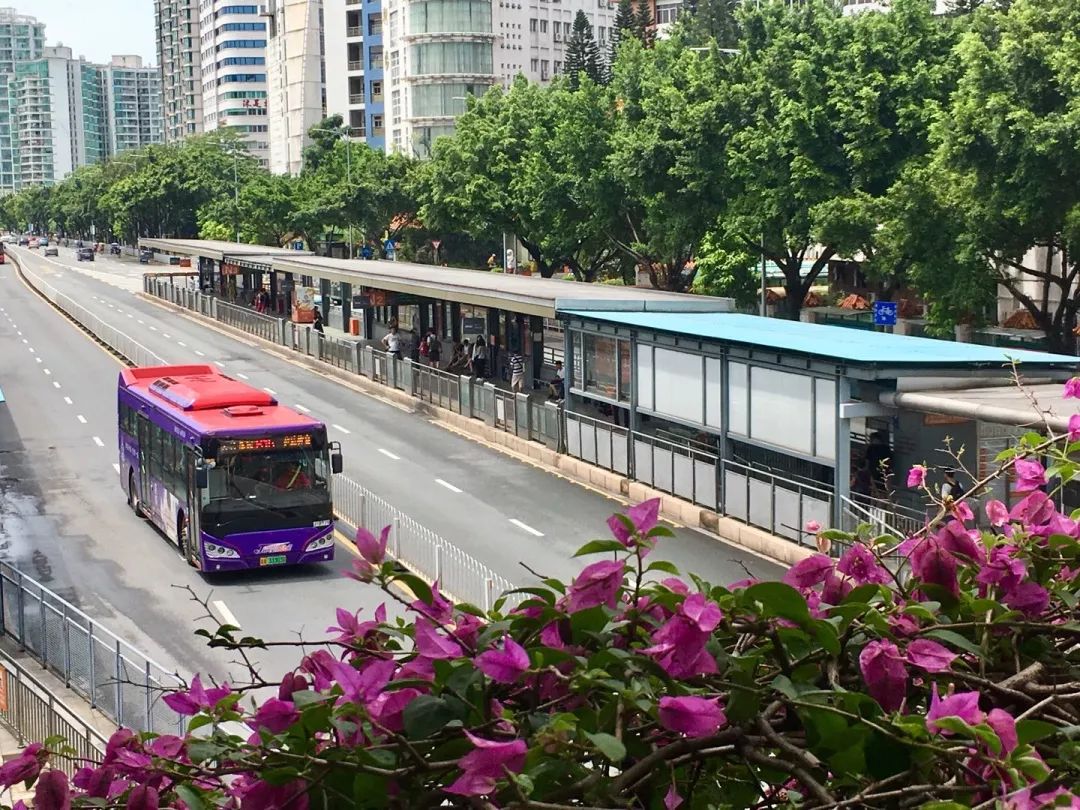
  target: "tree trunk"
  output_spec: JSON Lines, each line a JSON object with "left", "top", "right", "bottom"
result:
{"left": 520, "top": 237, "right": 553, "bottom": 278}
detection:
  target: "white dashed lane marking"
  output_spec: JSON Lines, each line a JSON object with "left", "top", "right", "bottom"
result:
{"left": 436, "top": 479, "right": 463, "bottom": 493}
{"left": 377, "top": 448, "right": 399, "bottom": 460}
{"left": 294, "top": 404, "right": 311, "bottom": 413}
{"left": 509, "top": 519, "right": 545, "bottom": 537}
{"left": 76, "top": 414, "right": 87, "bottom": 424}
{"left": 332, "top": 424, "right": 351, "bottom": 435}
{"left": 63, "top": 396, "right": 73, "bottom": 405}
{"left": 92, "top": 436, "right": 105, "bottom": 448}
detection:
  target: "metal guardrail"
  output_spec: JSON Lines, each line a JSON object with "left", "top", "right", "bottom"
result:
{"left": 0, "top": 562, "right": 183, "bottom": 736}
{"left": 0, "top": 650, "right": 107, "bottom": 775}
{"left": 333, "top": 478, "right": 518, "bottom": 610}
{"left": 722, "top": 458, "right": 833, "bottom": 546}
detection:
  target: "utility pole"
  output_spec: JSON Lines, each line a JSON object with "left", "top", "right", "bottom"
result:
{"left": 760, "top": 231, "right": 767, "bottom": 317}
{"left": 232, "top": 150, "right": 239, "bottom": 244}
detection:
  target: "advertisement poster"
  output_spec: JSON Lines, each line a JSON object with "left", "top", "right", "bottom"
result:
{"left": 293, "top": 286, "right": 317, "bottom": 323}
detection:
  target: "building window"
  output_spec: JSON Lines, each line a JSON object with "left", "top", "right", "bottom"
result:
{"left": 655, "top": 2, "right": 681, "bottom": 23}
{"left": 391, "top": 89, "right": 401, "bottom": 124}
{"left": 530, "top": 58, "right": 538, "bottom": 71}
{"left": 539, "top": 19, "right": 547, "bottom": 32}
{"left": 371, "top": 79, "right": 382, "bottom": 99}
{"left": 372, "top": 114, "right": 384, "bottom": 135}
{"left": 529, "top": 18, "right": 537, "bottom": 31}
{"left": 540, "top": 59, "right": 549, "bottom": 80}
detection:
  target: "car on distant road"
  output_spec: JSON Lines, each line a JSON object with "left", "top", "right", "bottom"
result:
{"left": 139, "top": 250, "right": 153, "bottom": 264}
{"left": 76, "top": 247, "right": 95, "bottom": 261}
{"left": 28, "top": 238, "right": 39, "bottom": 248}
{"left": 44, "top": 246, "right": 58, "bottom": 257}
{"left": 17, "top": 236, "right": 28, "bottom": 246}
{"left": 109, "top": 242, "right": 121, "bottom": 255}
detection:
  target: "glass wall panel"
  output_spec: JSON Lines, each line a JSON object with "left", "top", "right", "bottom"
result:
{"left": 409, "top": 42, "right": 492, "bottom": 75}
{"left": 411, "top": 81, "right": 491, "bottom": 117}
{"left": 408, "top": 0, "right": 492, "bottom": 34}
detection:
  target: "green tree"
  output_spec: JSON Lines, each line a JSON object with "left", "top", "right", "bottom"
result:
{"left": 632, "top": 0, "right": 655, "bottom": 48}
{"left": 564, "top": 10, "right": 603, "bottom": 88}
{"left": 678, "top": 0, "right": 740, "bottom": 48}
{"left": 302, "top": 114, "right": 345, "bottom": 174}
{"left": 609, "top": 0, "right": 636, "bottom": 69}
{"left": 419, "top": 79, "right": 566, "bottom": 276}
{"left": 197, "top": 172, "right": 302, "bottom": 247}
{"left": 10, "top": 185, "right": 53, "bottom": 233}
{"left": 934, "top": 0, "right": 1080, "bottom": 353}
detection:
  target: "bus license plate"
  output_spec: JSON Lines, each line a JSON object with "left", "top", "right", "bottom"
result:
{"left": 259, "top": 555, "right": 287, "bottom": 566}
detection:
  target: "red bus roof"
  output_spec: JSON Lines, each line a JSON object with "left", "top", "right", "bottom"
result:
{"left": 119, "top": 365, "right": 320, "bottom": 434}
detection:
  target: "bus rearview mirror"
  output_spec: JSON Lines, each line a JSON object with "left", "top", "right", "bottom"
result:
{"left": 331, "top": 453, "right": 343, "bottom": 475}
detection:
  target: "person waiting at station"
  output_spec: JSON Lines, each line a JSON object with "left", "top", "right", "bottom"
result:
{"left": 312, "top": 308, "right": 325, "bottom": 335}
{"left": 382, "top": 325, "right": 403, "bottom": 359}
{"left": 548, "top": 360, "right": 565, "bottom": 402}
{"left": 509, "top": 349, "right": 526, "bottom": 393}
{"left": 426, "top": 329, "right": 442, "bottom": 369}
{"left": 470, "top": 335, "right": 488, "bottom": 379}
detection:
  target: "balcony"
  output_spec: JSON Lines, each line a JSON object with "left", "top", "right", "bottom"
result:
{"left": 348, "top": 60, "right": 363, "bottom": 71}
{"left": 349, "top": 93, "right": 365, "bottom": 104}
{"left": 346, "top": 26, "right": 361, "bottom": 37}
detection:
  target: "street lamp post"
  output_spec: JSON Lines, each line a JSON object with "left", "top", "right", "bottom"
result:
{"left": 232, "top": 150, "right": 240, "bottom": 244}
{"left": 311, "top": 126, "right": 354, "bottom": 259}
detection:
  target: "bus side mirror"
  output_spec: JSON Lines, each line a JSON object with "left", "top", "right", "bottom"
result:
{"left": 331, "top": 453, "right": 343, "bottom": 475}
{"left": 195, "top": 466, "right": 209, "bottom": 489}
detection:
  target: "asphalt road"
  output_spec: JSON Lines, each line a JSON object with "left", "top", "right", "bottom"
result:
{"left": 0, "top": 251, "right": 395, "bottom": 685}
{"left": 1, "top": 244, "right": 782, "bottom": 679}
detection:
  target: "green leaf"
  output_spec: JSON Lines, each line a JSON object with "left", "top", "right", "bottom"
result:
{"left": 645, "top": 560, "right": 680, "bottom": 575}
{"left": 585, "top": 731, "right": 626, "bottom": 763}
{"left": 175, "top": 785, "right": 208, "bottom": 810}
{"left": 921, "top": 803, "right": 969, "bottom": 810}
{"left": 744, "top": 582, "right": 811, "bottom": 625}
{"left": 402, "top": 695, "right": 458, "bottom": 739}
{"left": 923, "top": 629, "right": 982, "bottom": 657}
{"left": 393, "top": 573, "right": 432, "bottom": 606}
{"left": 819, "top": 529, "right": 853, "bottom": 541}
{"left": 811, "top": 620, "right": 841, "bottom": 656}
{"left": 1016, "top": 719, "right": 1059, "bottom": 745}
{"left": 573, "top": 539, "right": 628, "bottom": 557}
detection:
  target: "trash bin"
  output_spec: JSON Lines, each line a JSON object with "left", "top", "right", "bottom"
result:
{"left": 349, "top": 317, "right": 360, "bottom": 336}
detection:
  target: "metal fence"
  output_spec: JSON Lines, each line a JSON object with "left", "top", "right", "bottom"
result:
{"left": 0, "top": 564, "right": 183, "bottom": 735}
{"left": 332, "top": 477, "right": 519, "bottom": 610}
{"left": 565, "top": 411, "right": 630, "bottom": 475}
{"left": 0, "top": 651, "right": 107, "bottom": 775}
{"left": 722, "top": 459, "right": 833, "bottom": 545}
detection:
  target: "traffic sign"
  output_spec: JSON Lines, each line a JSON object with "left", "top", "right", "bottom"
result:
{"left": 872, "top": 300, "right": 898, "bottom": 327}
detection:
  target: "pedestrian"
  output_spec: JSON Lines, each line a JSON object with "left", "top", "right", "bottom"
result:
{"left": 409, "top": 329, "right": 422, "bottom": 362}
{"left": 382, "top": 324, "right": 402, "bottom": 359}
{"left": 312, "top": 308, "right": 324, "bottom": 335}
{"left": 427, "top": 330, "right": 442, "bottom": 369}
{"left": 509, "top": 348, "right": 526, "bottom": 393}
{"left": 486, "top": 254, "right": 497, "bottom": 269}
{"left": 446, "top": 342, "right": 468, "bottom": 374}
{"left": 941, "top": 468, "right": 965, "bottom": 500}
{"left": 470, "top": 335, "right": 487, "bottom": 379}
{"left": 548, "top": 360, "right": 565, "bottom": 401}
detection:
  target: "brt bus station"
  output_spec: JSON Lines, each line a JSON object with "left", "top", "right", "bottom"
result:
{"left": 139, "top": 238, "right": 1080, "bottom": 555}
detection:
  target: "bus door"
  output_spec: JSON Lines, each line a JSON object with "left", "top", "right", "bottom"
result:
{"left": 136, "top": 413, "right": 152, "bottom": 509}
{"left": 183, "top": 448, "right": 203, "bottom": 565}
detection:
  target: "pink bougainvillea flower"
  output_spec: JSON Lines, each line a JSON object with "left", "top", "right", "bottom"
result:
{"left": 33, "top": 769, "right": 69, "bottom": 810}
{"left": 410, "top": 583, "right": 454, "bottom": 624}
{"left": 859, "top": 640, "right": 907, "bottom": 711}
{"left": 367, "top": 687, "right": 422, "bottom": 733}
{"left": 951, "top": 500, "right": 974, "bottom": 523}
{"left": 247, "top": 698, "right": 301, "bottom": 735}
{"left": 0, "top": 743, "right": 45, "bottom": 789}
{"left": 888, "top": 611, "right": 920, "bottom": 637}
{"left": 327, "top": 604, "right": 386, "bottom": 646}
{"left": 344, "top": 557, "right": 375, "bottom": 583}
{"left": 977, "top": 546, "right": 1027, "bottom": 594}
{"left": 987, "top": 708, "right": 1019, "bottom": 755}
{"left": 644, "top": 593, "right": 722, "bottom": 678}
{"left": 907, "top": 464, "right": 927, "bottom": 488}
{"left": 1005, "top": 787, "right": 1080, "bottom": 809}
{"left": 1003, "top": 581, "right": 1050, "bottom": 617}
{"left": 926, "top": 684, "right": 984, "bottom": 733}
{"left": 413, "top": 618, "right": 464, "bottom": 660}
{"left": 804, "top": 520, "right": 822, "bottom": 534}
{"left": 566, "top": 560, "right": 625, "bottom": 613}
{"left": 233, "top": 778, "right": 310, "bottom": 810}
{"left": 664, "top": 783, "right": 684, "bottom": 810}
{"left": 1064, "top": 377, "right": 1080, "bottom": 399}
{"left": 910, "top": 537, "right": 959, "bottom": 597}
{"left": 330, "top": 658, "right": 397, "bottom": 705}
{"left": 125, "top": 784, "right": 160, "bottom": 810}
{"left": 905, "top": 639, "right": 957, "bottom": 673}
{"left": 658, "top": 696, "right": 727, "bottom": 738}
{"left": 445, "top": 731, "right": 527, "bottom": 796}
{"left": 936, "top": 520, "right": 983, "bottom": 562}
{"left": 1010, "top": 490, "right": 1055, "bottom": 525}
{"left": 277, "top": 671, "right": 310, "bottom": 702}
{"left": 476, "top": 637, "right": 530, "bottom": 684}
{"left": 986, "top": 499, "right": 1010, "bottom": 527}
{"left": 821, "top": 570, "right": 854, "bottom": 605}
{"left": 782, "top": 554, "right": 834, "bottom": 589}
{"left": 1069, "top": 414, "right": 1080, "bottom": 442}
{"left": 162, "top": 674, "right": 231, "bottom": 716}
{"left": 1014, "top": 459, "right": 1047, "bottom": 492}
{"left": 354, "top": 525, "right": 390, "bottom": 565}
{"left": 146, "top": 735, "right": 185, "bottom": 759}
{"left": 606, "top": 500, "right": 661, "bottom": 551}
{"left": 837, "top": 543, "right": 891, "bottom": 585}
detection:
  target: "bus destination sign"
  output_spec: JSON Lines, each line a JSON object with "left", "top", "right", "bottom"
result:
{"left": 216, "top": 433, "right": 314, "bottom": 455}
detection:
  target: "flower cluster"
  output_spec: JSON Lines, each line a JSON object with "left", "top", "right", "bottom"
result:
{"left": 5, "top": 403, "right": 1080, "bottom": 809}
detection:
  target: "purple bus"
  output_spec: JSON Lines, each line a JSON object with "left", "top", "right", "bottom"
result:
{"left": 118, "top": 364, "right": 343, "bottom": 571}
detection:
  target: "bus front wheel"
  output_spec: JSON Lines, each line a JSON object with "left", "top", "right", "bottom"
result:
{"left": 127, "top": 471, "right": 143, "bottom": 517}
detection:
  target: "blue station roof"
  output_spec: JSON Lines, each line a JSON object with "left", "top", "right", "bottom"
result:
{"left": 559, "top": 310, "right": 1080, "bottom": 372}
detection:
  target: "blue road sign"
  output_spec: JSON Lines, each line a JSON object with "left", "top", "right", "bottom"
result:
{"left": 293, "top": 240, "right": 304, "bottom": 250}
{"left": 872, "top": 300, "right": 898, "bottom": 327}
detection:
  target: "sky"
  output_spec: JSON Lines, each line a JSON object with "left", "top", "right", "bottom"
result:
{"left": 20, "top": 1, "right": 156, "bottom": 65}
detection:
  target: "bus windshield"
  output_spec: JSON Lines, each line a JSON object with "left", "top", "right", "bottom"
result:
{"left": 204, "top": 448, "right": 330, "bottom": 516}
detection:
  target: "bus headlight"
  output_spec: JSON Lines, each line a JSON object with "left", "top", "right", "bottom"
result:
{"left": 204, "top": 542, "right": 240, "bottom": 559}
{"left": 305, "top": 534, "right": 334, "bottom": 552}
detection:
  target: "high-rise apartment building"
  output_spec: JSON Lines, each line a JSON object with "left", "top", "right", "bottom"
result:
{"left": 105, "top": 56, "right": 163, "bottom": 155}
{"left": 0, "top": 8, "right": 46, "bottom": 189}
{"left": 199, "top": 1, "right": 271, "bottom": 166}
{"left": 155, "top": 0, "right": 203, "bottom": 141}
{"left": 518, "top": 0, "right": 616, "bottom": 85}
{"left": 266, "top": 0, "right": 327, "bottom": 175}
{"left": 324, "top": 0, "right": 384, "bottom": 150}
